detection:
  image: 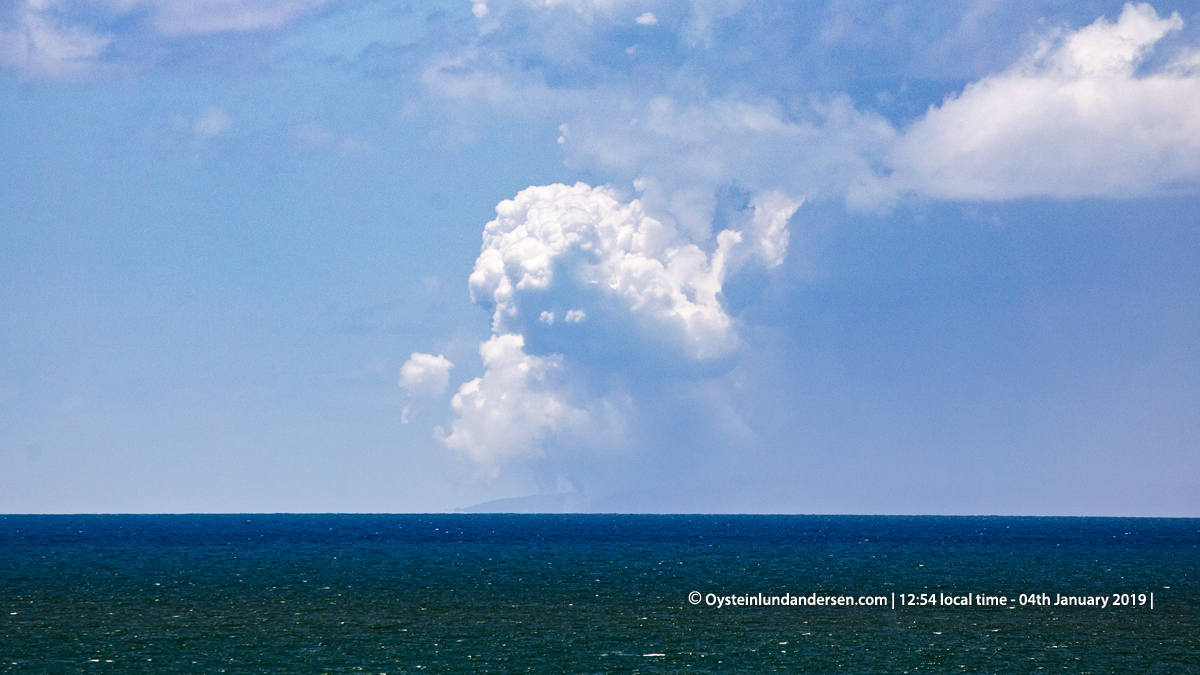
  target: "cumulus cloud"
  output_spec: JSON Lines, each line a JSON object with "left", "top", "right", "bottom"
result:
{"left": 441, "top": 181, "right": 800, "bottom": 468}
{"left": 468, "top": 182, "right": 800, "bottom": 361}
{"left": 400, "top": 352, "right": 454, "bottom": 398}
{"left": 439, "top": 334, "right": 585, "bottom": 468}
{"left": 888, "top": 2, "right": 1200, "bottom": 200}
{"left": 400, "top": 352, "right": 454, "bottom": 425}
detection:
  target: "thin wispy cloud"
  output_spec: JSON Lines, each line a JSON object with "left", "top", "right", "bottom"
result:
{"left": 0, "top": 0, "right": 338, "bottom": 77}
{"left": 192, "top": 105, "right": 232, "bottom": 136}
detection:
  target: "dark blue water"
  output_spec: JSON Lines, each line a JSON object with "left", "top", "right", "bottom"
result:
{"left": 2, "top": 515, "right": 1197, "bottom": 672}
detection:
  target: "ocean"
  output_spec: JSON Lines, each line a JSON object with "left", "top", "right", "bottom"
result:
{"left": 2, "top": 514, "right": 1197, "bottom": 673}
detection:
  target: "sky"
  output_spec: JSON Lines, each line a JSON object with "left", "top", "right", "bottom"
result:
{"left": 1, "top": 0, "right": 1198, "bottom": 515}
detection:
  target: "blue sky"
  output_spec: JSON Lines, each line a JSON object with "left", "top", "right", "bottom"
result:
{"left": 2, "top": 0, "right": 1198, "bottom": 514}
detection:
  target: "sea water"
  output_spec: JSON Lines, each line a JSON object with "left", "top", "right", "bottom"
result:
{"left": 2, "top": 514, "right": 1197, "bottom": 672}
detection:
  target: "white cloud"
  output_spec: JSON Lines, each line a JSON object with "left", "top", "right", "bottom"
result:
{"left": 420, "top": 3, "right": 892, "bottom": 209}
{"left": 146, "top": 0, "right": 334, "bottom": 36}
{"left": 545, "top": 2, "right": 1200, "bottom": 207}
{"left": 1050, "top": 1, "right": 1181, "bottom": 78}
{"left": 518, "top": 0, "right": 625, "bottom": 13}
{"left": 192, "top": 106, "right": 232, "bottom": 136}
{"left": 0, "top": 3, "right": 112, "bottom": 78}
{"left": 888, "top": 2, "right": 1200, "bottom": 200}
{"left": 0, "top": 0, "right": 334, "bottom": 78}
{"left": 746, "top": 189, "right": 800, "bottom": 267}
{"left": 550, "top": 94, "right": 896, "bottom": 213}
{"left": 400, "top": 352, "right": 454, "bottom": 398}
{"left": 475, "top": 0, "right": 751, "bottom": 47}
{"left": 443, "top": 181, "right": 800, "bottom": 470}
{"left": 468, "top": 181, "right": 799, "bottom": 360}
{"left": 434, "top": 2, "right": 1200, "bottom": 209}
{"left": 423, "top": 0, "right": 1200, "bottom": 496}
{"left": 439, "top": 334, "right": 586, "bottom": 468}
